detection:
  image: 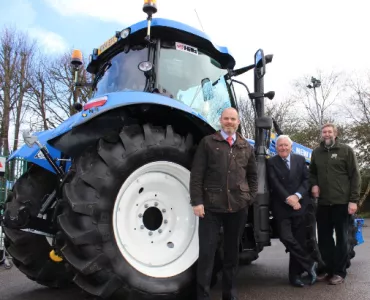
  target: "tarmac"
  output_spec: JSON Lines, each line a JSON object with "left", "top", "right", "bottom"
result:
{"left": 0, "top": 219, "right": 369, "bottom": 300}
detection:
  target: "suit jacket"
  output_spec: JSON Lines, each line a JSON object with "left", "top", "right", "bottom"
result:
{"left": 267, "top": 153, "right": 309, "bottom": 220}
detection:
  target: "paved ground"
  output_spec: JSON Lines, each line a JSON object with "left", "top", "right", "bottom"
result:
{"left": 0, "top": 220, "right": 369, "bottom": 300}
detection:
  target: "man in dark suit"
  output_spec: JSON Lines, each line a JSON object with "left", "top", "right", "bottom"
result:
{"left": 267, "top": 135, "right": 317, "bottom": 287}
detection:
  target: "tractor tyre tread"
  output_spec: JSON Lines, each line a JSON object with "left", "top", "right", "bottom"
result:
{"left": 59, "top": 124, "right": 198, "bottom": 300}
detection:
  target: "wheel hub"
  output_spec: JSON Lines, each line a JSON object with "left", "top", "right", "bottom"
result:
{"left": 113, "top": 161, "right": 199, "bottom": 278}
{"left": 142, "top": 206, "right": 163, "bottom": 232}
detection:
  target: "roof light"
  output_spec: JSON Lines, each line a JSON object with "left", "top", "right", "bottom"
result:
{"left": 120, "top": 28, "right": 130, "bottom": 39}
{"left": 83, "top": 96, "right": 107, "bottom": 111}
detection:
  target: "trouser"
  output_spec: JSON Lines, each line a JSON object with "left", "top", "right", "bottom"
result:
{"left": 278, "top": 215, "right": 313, "bottom": 278}
{"left": 316, "top": 204, "right": 350, "bottom": 278}
{"left": 196, "top": 207, "right": 248, "bottom": 300}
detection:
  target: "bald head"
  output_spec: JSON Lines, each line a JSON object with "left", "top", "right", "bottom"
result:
{"left": 219, "top": 107, "right": 240, "bottom": 135}
{"left": 221, "top": 107, "right": 239, "bottom": 119}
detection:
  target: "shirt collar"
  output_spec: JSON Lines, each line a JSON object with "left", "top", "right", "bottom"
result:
{"left": 220, "top": 130, "right": 236, "bottom": 141}
{"left": 282, "top": 153, "right": 291, "bottom": 162}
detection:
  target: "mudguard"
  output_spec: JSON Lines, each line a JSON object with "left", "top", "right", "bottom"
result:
{"left": 7, "top": 130, "right": 64, "bottom": 173}
{"left": 7, "top": 91, "right": 211, "bottom": 173}
{"left": 46, "top": 91, "right": 209, "bottom": 141}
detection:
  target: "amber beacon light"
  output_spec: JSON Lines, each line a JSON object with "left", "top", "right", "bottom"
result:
{"left": 143, "top": 0, "right": 157, "bottom": 14}
{"left": 71, "top": 49, "right": 83, "bottom": 67}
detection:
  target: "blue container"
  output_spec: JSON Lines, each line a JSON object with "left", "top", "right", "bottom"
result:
{"left": 354, "top": 218, "right": 365, "bottom": 245}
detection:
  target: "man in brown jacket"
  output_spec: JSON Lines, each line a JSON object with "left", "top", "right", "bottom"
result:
{"left": 190, "top": 107, "right": 258, "bottom": 300}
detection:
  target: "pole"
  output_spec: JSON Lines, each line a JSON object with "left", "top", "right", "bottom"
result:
{"left": 253, "top": 55, "right": 270, "bottom": 250}
{"left": 254, "top": 70, "right": 265, "bottom": 152}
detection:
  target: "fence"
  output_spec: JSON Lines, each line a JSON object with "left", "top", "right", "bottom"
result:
{"left": 0, "top": 158, "right": 28, "bottom": 205}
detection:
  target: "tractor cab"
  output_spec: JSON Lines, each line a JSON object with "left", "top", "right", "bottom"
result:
{"left": 75, "top": 5, "right": 238, "bottom": 130}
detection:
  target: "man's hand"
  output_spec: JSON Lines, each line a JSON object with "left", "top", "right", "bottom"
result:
{"left": 193, "top": 204, "right": 205, "bottom": 218}
{"left": 348, "top": 202, "right": 358, "bottom": 215}
{"left": 293, "top": 202, "right": 301, "bottom": 210}
{"left": 286, "top": 195, "right": 299, "bottom": 207}
{"left": 312, "top": 185, "right": 320, "bottom": 198}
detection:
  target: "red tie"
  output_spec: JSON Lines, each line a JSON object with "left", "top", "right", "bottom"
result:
{"left": 226, "top": 136, "right": 233, "bottom": 147}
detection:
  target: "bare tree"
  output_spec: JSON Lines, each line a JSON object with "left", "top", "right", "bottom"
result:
{"left": 11, "top": 38, "right": 34, "bottom": 153}
{"left": 344, "top": 72, "right": 370, "bottom": 208}
{"left": 237, "top": 96, "right": 255, "bottom": 138}
{"left": 45, "top": 52, "right": 92, "bottom": 125}
{"left": 0, "top": 27, "right": 16, "bottom": 155}
{"left": 27, "top": 57, "right": 57, "bottom": 131}
{"left": 265, "top": 97, "right": 300, "bottom": 135}
{"left": 292, "top": 70, "right": 345, "bottom": 128}
{"left": 345, "top": 72, "right": 370, "bottom": 125}
{"left": 0, "top": 27, "right": 34, "bottom": 155}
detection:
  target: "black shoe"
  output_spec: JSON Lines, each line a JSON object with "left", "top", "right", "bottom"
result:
{"left": 308, "top": 262, "right": 318, "bottom": 285}
{"left": 289, "top": 276, "right": 305, "bottom": 287}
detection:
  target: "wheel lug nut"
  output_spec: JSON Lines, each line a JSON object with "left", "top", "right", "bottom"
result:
{"left": 164, "top": 220, "right": 168, "bottom": 224}
{"left": 140, "top": 225, "right": 144, "bottom": 229}
{"left": 162, "top": 209, "right": 166, "bottom": 213}
{"left": 154, "top": 202, "right": 158, "bottom": 206}
{"left": 149, "top": 231, "right": 153, "bottom": 236}
{"left": 145, "top": 204, "right": 149, "bottom": 208}
{"left": 138, "top": 213, "right": 143, "bottom": 218}
{"left": 158, "top": 229, "right": 162, "bottom": 233}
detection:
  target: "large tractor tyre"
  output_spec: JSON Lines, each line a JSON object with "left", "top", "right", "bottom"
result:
{"left": 3, "top": 166, "right": 73, "bottom": 288}
{"left": 346, "top": 215, "right": 357, "bottom": 268}
{"left": 305, "top": 199, "right": 325, "bottom": 270}
{"left": 59, "top": 124, "right": 204, "bottom": 300}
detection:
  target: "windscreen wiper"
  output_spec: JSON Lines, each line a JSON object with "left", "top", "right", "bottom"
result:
{"left": 93, "top": 61, "right": 112, "bottom": 88}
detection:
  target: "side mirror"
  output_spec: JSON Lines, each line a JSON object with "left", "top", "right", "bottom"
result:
{"left": 23, "top": 131, "right": 38, "bottom": 148}
{"left": 254, "top": 49, "right": 266, "bottom": 79}
{"left": 201, "top": 78, "right": 214, "bottom": 101}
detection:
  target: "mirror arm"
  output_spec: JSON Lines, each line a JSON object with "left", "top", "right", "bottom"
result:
{"left": 229, "top": 64, "right": 255, "bottom": 78}
{"left": 231, "top": 79, "right": 251, "bottom": 94}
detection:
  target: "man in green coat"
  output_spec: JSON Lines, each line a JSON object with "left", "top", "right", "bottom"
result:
{"left": 309, "top": 123, "right": 361, "bottom": 285}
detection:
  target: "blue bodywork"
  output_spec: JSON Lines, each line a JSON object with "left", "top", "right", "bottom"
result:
{"left": 7, "top": 17, "right": 312, "bottom": 172}
{"left": 247, "top": 132, "right": 312, "bottom": 164}
{"left": 8, "top": 89, "right": 313, "bottom": 172}
{"left": 130, "top": 18, "right": 232, "bottom": 57}
{"left": 88, "top": 18, "right": 236, "bottom": 72}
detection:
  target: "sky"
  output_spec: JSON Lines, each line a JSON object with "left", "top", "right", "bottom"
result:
{"left": 0, "top": 0, "right": 369, "bottom": 103}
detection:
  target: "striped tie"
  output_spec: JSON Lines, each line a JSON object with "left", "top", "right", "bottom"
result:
{"left": 283, "top": 158, "right": 289, "bottom": 170}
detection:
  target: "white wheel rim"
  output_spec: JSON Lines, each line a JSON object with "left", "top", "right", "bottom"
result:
{"left": 113, "top": 161, "right": 199, "bottom": 278}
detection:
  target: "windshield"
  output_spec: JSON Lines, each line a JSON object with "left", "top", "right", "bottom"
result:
{"left": 157, "top": 42, "right": 235, "bottom": 130}
{"left": 94, "top": 46, "right": 149, "bottom": 96}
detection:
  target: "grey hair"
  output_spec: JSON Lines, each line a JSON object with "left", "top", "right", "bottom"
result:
{"left": 276, "top": 134, "right": 293, "bottom": 146}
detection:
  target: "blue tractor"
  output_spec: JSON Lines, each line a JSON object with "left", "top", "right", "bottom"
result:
{"left": 1, "top": 2, "right": 359, "bottom": 299}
